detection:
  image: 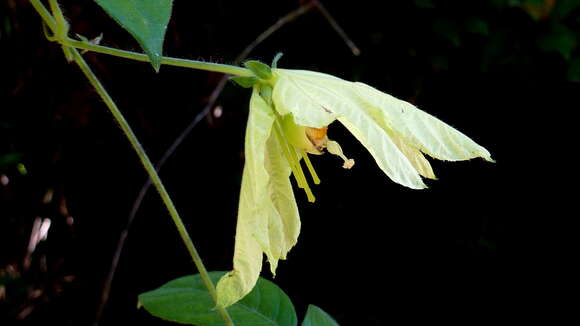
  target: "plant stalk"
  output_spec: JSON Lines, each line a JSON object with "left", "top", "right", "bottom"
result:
{"left": 64, "top": 38, "right": 252, "bottom": 76}
{"left": 69, "top": 47, "right": 236, "bottom": 326}
{"left": 30, "top": 0, "right": 251, "bottom": 77}
{"left": 29, "top": 1, "right": 236, "bottom": 324}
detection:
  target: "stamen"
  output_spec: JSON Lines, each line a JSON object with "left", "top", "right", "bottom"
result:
{"left": 273, "top": 119, "right": 316, "bottom": 202}
{"left": 288, "top": 147, "right": 316, "bottom": 202}
{"left": 327, "top": 140, "right": 355, "bottom": 169}
{"left": 301, "top": 179, "right": 316, "bottom": 203}
{"left": 301, "top": 151, "right": 321, "bottom": 185}
{"left": 273, "top": 123, "right": 304, "bottom": 187}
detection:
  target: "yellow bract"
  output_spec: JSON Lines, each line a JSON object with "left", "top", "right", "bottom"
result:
{"left": 216, "top": 87, "right": 300, "bottom": 308}
{"left": 272, "top": 68, "right": 493, "bottom": 188}
{"left": 216, "top": 67, "right": 493, "bottom": 308}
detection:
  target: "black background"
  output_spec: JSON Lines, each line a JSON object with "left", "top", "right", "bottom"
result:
{"left": 1, "top": 0, "right": 570, "bottom": 325}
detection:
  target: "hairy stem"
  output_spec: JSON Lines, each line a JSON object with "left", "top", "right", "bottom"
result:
{"left": 64, "top": 38, "right": 252, "bottom": 76}
{"left": 29, "top": 0, "right": 56, "bottom": 31}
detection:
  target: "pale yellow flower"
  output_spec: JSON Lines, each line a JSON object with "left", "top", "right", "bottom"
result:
{"left": 216, "top": 63, "right": 493, "bottom": 308}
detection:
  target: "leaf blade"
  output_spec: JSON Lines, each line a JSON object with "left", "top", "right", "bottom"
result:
{"left": 93, "top": 0, "right": 173, "bottom": 71}
{"left": 139, "top": 272, "right": 297, "bottom": 326}
{"left": 302, "top": 305, "right": 340, "bottom": 326}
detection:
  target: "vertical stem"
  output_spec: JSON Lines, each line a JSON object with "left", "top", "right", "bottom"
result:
{"left": 69, "top": 48, "right": 235, "bottom": 326}
{"left": 29, "top": 0, "right": 56, "bottom": 31}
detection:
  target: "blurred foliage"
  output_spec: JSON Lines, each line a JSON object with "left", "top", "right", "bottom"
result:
{"left": 412, "top": 0, "right": 580, "bottom": 81}
{"left": 423, "top": 0, "right": 580, "bottom": 79}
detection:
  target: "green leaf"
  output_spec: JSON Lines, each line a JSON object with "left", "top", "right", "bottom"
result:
{"left": 302, "top": 305, "right": 340, "bottom": 326}
{"left": 537, "top": 23, "right": 576, "bottom": 60}
{"left": 139, "top": 271, "right": 297, "bottom": 326}
{"left": 93, "top": 0, "right": 173, "bottom": 72}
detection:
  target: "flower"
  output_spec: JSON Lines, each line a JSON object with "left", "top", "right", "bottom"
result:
{"left": 216, "top": 63, "right": 493, "bottom": 308}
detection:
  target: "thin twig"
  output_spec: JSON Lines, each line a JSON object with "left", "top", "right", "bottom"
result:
{"left": 312, "top": 0, "right": 361, "bottom": 56}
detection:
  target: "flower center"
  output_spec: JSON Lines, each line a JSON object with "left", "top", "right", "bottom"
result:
{"left": 272, "top": 121, "right": 319, "bottom": 203}
{"left": 305, "top": 126, "right": 328, "bottom": 152}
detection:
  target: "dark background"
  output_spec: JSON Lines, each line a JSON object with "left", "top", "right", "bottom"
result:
{"left": 1, "top": 0, "right": 572, "bottom": 325}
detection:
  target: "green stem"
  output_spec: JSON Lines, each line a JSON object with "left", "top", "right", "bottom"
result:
{"left": 64, "top": 38, "right": 252, "bottom": 76}
{"left": 30, "top": 0, "right": 251, "bottom": 77}
{"left": 29, "top": 0, "right": 56, "bottom": 31}
{"left": 29, "top": 2, "right": 237, "bottom": 323}
{"left": 69, "top": 47, "right": 236, "bottom": 326}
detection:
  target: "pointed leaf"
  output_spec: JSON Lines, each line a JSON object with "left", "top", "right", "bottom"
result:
{"left": 302, "top": 305, "right": 340, "bottom": 326}
{"left": 139, "top": 272, "right": 297, "bottom": 326}
{"left": 94, "top": 0, "right": 173, "bottom": 72}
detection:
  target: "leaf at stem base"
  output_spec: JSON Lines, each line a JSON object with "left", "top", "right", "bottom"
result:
{"left": 139, "top": 271, "right": 297, "bottom": 326}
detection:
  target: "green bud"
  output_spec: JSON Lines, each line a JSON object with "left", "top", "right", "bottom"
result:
{"left": 244, "top": 60, "right": 272, "bottom": 80}
{"left": 230, "top": 76, "right": 258, "bottom": 88}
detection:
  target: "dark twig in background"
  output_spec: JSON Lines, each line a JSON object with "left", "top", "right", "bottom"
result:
{"left": 93, "top": 1, "right": 359, "bottom": 325}
{"left": 313, "top": 0, "right": 360, "bottom": 56}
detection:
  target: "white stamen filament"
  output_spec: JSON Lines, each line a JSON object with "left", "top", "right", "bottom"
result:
{"left": 327, "top": 140, "right": 355, "bottom": 169}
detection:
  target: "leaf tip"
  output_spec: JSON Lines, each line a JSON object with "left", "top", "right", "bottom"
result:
{"left": 150, "top": 54, "right": 162, "bottom": 73}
